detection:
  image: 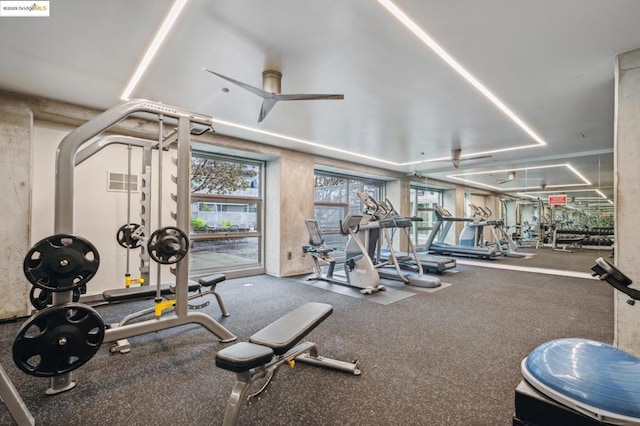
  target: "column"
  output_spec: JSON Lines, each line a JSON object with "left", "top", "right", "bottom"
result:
{"left": 0, "top": 106, "right": 33, "bottom": 319}
{"left": 614, "top": 47, "right": 640, "bottom": 353}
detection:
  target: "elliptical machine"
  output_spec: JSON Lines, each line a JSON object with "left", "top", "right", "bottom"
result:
{"left": 303, "top": 214, "right": 385, "bottom": 294}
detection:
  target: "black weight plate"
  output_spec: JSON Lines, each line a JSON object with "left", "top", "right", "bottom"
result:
{"left": 29, "top": 286, "right": 51, "bottom": 311}
{"left": 30, "top": 287, "right": 82, "bottom": 310}
{"left": 116, "top": 223, "right": 143, "bottom": 249}
{"left": 23, "top": 234, "right": 100, "bottom": 292}
{"left": 147, "top": 227, "right": 189, "bottom": 265}
{"left": 13, "top": 303, "right": 105, "bottom": 377}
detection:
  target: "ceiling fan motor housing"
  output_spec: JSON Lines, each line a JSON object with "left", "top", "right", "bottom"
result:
{"left": 262, "top": 70, "right": 282, "bottom": 94}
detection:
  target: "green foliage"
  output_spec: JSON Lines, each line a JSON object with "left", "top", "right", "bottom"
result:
{"left": 191, "top": 157, "right": 257, "bottom": 194}
{"left": 315, "top": 175, "right": 346, "bottom": 188}
{"left": 314, "top": 175, "right": 347, "bottom": 202}
{"left": 219, "top": 219, "right": 233, "bottom": 227}
{"left": 190, "top": 217, "right": 207, "bottom": 229}
{"left": 573, "top": 210, "right": 614, "bottom": 228}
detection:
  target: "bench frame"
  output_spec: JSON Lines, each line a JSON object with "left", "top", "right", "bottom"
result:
{"left": 216, "top": 303, "right": 361, "bottom": 425}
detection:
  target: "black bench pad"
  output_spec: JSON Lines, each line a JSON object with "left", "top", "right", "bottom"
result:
{"left": 103, "top": 282, "right": 200, "bottom": 302}
{"left": 216, "top": 342, "right": 274, "bottom": 373}
{"left": 198, "top": 273, "right": 226, "bottom": 287}
{"left": 249, "top": 302, "right": 332, "bottom": 356}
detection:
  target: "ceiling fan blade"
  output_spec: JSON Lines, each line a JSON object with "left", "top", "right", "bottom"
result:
{"left": 418, "top": 153, "right": 493, "bottom": 170}
{"left": 274, "top": 93, "right": 344, "bottom": 101}
{"left": 496, "top": 170, "right": 516, "bottom": 184}
{"left": 206, "top": 68, "right": 343, "bottom": 122}
{"left": 258, "top": 99, "right": 278, "bottom": 122}
{"left": 204, "top": 68, "right": 271, "bottom": 99}
{"left": 459, "top": 155, "right": 492, "bottom": 161}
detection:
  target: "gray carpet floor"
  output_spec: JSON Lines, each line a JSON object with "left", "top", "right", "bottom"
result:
{"left": 0, "top": 255, "right": 614, "bottom": 425}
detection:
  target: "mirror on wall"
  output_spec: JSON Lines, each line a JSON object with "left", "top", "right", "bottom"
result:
{"left": 407, "top": 153, "right": 614, "bottom": 275}
{"left": 497, "top": 155, "right": 614, "bottom": 273}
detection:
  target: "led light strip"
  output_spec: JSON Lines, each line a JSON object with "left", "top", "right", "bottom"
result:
{"left": 120, "top": 0, "right": 547, "bottom": 168}
{"left": 402, "top": 144, "right": 543, "bottom": 167}
{"left": 121, "top": 0, "right": 189, "bottom": 100}
{"left": 595, "top": 189, "right": 607, "bottom": 199}
{"left": 516, "top": 188, "right": 613, "bottom": 203}
{"left": 376, "top": 0, "right": 546, "bottom": 148}
{"left": 447, "top": 163, "right": 591, "bottom": 191}
{"left": 212, "top": 118, "right": 400, "bottom": 165}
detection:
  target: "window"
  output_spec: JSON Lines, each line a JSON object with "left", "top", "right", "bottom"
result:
{"left": 313, "top": 171, "right": 384, "bottom": 250}
{"left": 409, "top": 186, "right": 442, "bottom": 249}
{"left": 189, "top": 153, "right": 263, "bottom": 274}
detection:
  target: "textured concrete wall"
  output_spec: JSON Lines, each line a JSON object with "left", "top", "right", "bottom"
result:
{"left": 265, "top": 151, "right": 315, "bottom": 277}
{"left": 0, "top": 107, "right": 32, "bottom": 319}
{"left": 615, "top": 47, "right": 640, "bottom": 354}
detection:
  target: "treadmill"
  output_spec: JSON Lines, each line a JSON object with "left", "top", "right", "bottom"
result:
{"left": 377, "top": 218, "right": 457, "bottom": 274}
{"left": 470, "top": 205, "right": 526, "bottom": 258}
{"left": 374, "top": 199, "right": 457, "bottom": 274}
{"left": 425, "top": 205, "right": 499, "bottom": 259}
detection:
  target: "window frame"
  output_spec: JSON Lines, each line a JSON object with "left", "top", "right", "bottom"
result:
{"left": 313, "top": 170, "right": 385, "bottom": 248}
{"left": 190, "top": 152, "right": 265, "bottom": 273}
{"left": 409, "top": 186, "right": 443, "bottom": 250}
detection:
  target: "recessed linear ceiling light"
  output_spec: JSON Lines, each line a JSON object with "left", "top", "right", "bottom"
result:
{"left": 376, "top": 0, "right": 546, "bottom": 158}
{"left": 447, "top": 164, "right": 591, "bottom": 192}
{"left": 212, "top": 116, "right": 543, "bottom": 168}
{"left": 520, "top": 189, "right": 605, "bottom": 195}
{"left": 402, "top": 144, "right": 542, "bottom": 167}
{"left": 517, "top": 189, "right": 611, "bottom": 202}
{"left": 211, "top": 118, "right": 400, "bottom": 166}
{"left": 120, "top": 0, "right": 189, "bottom": 100}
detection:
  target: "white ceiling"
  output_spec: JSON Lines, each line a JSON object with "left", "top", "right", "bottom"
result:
{"left": 2, "top": 0, "right": 639, "bottom": 202}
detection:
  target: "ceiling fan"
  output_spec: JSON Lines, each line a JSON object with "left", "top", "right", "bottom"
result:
{"left": 540, "top": 180, "right": 548, "bottom": 191}
{"left": 203, "top": 68, "right": 344, "bottom": 122}
{"left": 496, "top": 170, "right": 517, "bottom": 184}
{"left": 413, "top": 148, "right": 492, "bottom": 172}
{"left": 450, "top": 148, "right": 492, "bottom": 169}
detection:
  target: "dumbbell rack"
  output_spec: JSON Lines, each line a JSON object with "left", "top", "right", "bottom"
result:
{"left": 42, "top": 99, "right": 236, "bottom": 394}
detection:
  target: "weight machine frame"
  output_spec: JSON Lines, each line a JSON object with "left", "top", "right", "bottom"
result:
{"left": 0, "top": 363, "right": 34, "bottom": 425}
{"left": 49, "top": 99, "right": 237, "bottom": 394}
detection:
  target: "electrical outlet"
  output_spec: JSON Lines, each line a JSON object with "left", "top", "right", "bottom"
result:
{"left": 287, "top": 251, "right": 292, "bottom": 260}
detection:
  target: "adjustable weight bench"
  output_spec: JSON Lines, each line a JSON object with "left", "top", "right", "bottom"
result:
{"left": 215, "top": 302, "right": 361, "bottom": 426}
